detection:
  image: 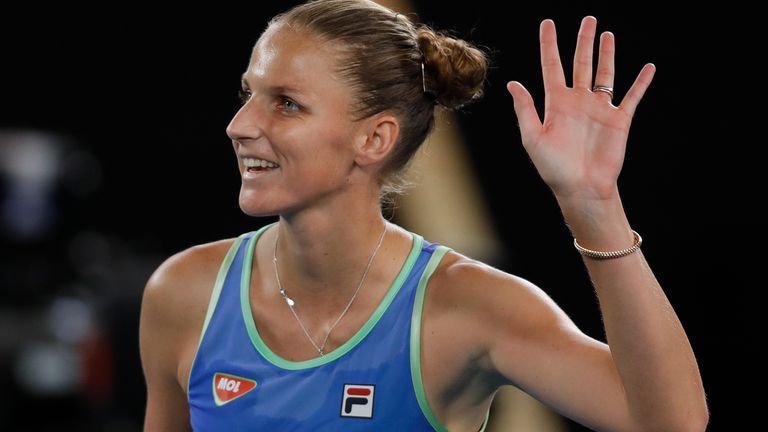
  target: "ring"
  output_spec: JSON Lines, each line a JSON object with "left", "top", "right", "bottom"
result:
{"left": 592, "top": 85, "right": 614, "bottom": 99}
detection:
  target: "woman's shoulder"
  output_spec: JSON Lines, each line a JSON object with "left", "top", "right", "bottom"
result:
{"left": 140, "top": 235, "right": 246, "bottom": 390}
{"left": 427, "top": 248, "right": 553, "bottom": 324}
{"left": 145, "top": 237, "right": 238, "bottom": 296}
{"left": 141, "top": 236, "right": 243, "bottom": 331}
{"left": 429, "top": 248, "right": 515, "bottom": 295}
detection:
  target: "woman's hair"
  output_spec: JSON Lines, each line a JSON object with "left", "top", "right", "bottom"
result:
{"left": 269, "top": 0, "right": 489, "bottom": 203}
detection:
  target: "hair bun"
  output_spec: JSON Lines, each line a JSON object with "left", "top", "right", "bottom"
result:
{"left": 417, "top": 28, "right": 488, "bottom": 110}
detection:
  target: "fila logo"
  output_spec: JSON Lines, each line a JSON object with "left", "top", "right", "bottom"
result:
{"left": 340, "top": 384, "right": 375, "bottom": 419}
{"left": 212, "top": 372, "right": 257, "bottom": 406}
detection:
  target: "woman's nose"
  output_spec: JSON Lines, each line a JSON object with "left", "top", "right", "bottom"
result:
{"left": 226, "top": 98, "right": 265, "bottom": 142}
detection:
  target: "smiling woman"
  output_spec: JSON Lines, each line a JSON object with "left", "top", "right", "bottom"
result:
{"left": 138, "top": 0, "right": 707, "bottom": 431}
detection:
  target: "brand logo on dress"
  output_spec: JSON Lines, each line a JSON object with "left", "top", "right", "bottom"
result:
{"left": 340, "top": 384, "right": 375, "bottom": 419}
{"left": 212, "top": 372, "right": 257, "bottom": 406}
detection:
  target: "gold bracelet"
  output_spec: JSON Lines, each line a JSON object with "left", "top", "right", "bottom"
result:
{"left": 573, "top": 230, "right": 642, "bottom": 259}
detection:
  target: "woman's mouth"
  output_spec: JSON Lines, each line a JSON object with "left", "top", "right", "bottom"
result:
{"left": 242, "top": 157, "right": 280, "bottom": 178}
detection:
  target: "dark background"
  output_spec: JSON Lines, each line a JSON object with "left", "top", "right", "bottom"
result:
{"left": 0, "top": 1, "right": 758, "bottom": 430}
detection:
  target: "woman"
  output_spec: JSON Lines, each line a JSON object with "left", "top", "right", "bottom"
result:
{"left": 139, "top": 0, "right": 708, "bottom": 430}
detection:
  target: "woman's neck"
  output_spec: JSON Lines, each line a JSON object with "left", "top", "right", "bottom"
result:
{"left": 269, "top": 190, "right": 392, "bottom": 304}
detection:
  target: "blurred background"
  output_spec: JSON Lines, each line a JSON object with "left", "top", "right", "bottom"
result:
{"left": 0, "top": 1, "right": 758, "bottom": 430}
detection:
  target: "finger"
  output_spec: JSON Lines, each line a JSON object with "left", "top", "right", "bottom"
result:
{"left": 573, "top": 16, "right": 597, "bottom": 90}
{"left": 593, "top": 31, "right": 616, "bottom": 102}
{"left": 539, "top": 19, "right": 566, "bottom": 93}
{"left": 507, "top": 81, "right": 542, "bottom": 143}
{"left": 619, "top": 63, "right": 656, "bottom": 117}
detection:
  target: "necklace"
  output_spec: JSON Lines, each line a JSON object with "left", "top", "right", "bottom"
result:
{"left": 272, "top": 222, "right": 387, "bottom": 356}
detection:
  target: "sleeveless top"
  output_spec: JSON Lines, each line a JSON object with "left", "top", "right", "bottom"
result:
{"left": 187, "top": 222, "right": 489, "bottom": 431}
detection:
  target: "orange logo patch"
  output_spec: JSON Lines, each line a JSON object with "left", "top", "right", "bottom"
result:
{"left": 212, "top": 372, "right": 257, "bottom": 406}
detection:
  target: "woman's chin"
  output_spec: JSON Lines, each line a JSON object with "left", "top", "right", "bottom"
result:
{"left": 238, "top": 194, "right": 279, "bottom": 217}
{"left": 239, "top": 202, "right": 278, "bottom": 218}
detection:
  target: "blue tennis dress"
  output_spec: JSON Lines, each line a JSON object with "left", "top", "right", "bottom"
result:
{"left": 187, "top": 222, "right": 488, "bottom": 431}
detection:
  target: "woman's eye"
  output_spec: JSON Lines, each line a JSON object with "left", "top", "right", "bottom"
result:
{"left": 237, "top": 89, "right": 251, "bottom": 105}
{"left": 236, "top": 90, "right": 299, "bottom": 113}
{"left": 280, "top": 97, "right": 300, "bottom": 112}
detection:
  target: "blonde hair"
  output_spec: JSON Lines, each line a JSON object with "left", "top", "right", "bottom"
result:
{"left": 270, "top": 0, "right": 488, "bottom": 203}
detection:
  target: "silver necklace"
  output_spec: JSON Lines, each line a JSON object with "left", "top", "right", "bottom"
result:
{"left": 272, "top": 222, "right": 387, "bottom": 356}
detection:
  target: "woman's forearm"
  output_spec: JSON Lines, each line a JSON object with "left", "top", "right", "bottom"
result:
{"left": 557, "top": 188, "right": 708, "bottom": 431}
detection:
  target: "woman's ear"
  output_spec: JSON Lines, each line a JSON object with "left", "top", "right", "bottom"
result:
{"left": 354, "top": 113, "right": 399, "bottom": 168}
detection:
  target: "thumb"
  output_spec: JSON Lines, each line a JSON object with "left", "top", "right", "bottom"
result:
{"left": 506, "top": 81, "right": 541, "bottom": 141}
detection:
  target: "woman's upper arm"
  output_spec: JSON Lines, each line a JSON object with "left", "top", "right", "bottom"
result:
{"left": 139, "top": 239, "right": 234, "bottom": 431}
{"left": 139, "top": 254, "right": 195, "bottom": 431}
{"left": 447, "top": 258, "right": 638, "bottom": 431}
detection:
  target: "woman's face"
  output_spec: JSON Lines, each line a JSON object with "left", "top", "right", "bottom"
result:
{"left": 226, "top": 26, "right": 364, "bottom": 217}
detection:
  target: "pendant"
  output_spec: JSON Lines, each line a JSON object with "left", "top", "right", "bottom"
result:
{"left": 280, "top": 288, "right": 295, "bottom": 306}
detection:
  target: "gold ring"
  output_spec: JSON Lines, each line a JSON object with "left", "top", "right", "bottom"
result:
{"left": 592, "top": 85, "right": 614, "bottom": 99}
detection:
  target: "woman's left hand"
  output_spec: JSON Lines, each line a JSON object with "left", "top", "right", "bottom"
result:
{"left": 506, "top": 16, "right": 655, "bottom": 204}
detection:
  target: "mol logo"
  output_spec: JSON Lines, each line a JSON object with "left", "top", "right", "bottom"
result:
{"left": 212, "top": 372, "right": 257, "bottom": 406}
{"left": 340, "top": 384, "right": 375, "bottom": 419}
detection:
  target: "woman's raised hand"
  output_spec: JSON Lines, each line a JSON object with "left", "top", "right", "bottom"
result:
{"left": 506, "top": 17, "right": 655, "bottom": 203}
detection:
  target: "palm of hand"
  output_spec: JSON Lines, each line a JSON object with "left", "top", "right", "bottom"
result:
{"left": 507, "top": 17, "right": 656, "bottom": 203}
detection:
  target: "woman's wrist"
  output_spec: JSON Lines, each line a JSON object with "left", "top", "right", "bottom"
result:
{"left": 556, "top": 189, "right": 635, "bottom": 252}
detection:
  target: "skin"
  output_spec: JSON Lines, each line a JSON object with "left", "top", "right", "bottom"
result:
{"left": 140, "top": 17, "right": 708, "bottom": 432}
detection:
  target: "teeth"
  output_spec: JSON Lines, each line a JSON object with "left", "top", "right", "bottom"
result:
{"left": 243, "top": 157, "right": 279, "bottom": 168}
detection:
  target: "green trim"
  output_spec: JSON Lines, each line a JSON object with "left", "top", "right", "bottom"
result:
{"left": 186, "top": 235, "right": 246, "bottom": 399}
{"left": 410, "top": 245, "right": 491, "bottom": 432}
{"left": 240, "top": 222, "right": 424, "bottom": 370}
{"left": 410, "top": 245, "right": 452, "bottom": 431}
